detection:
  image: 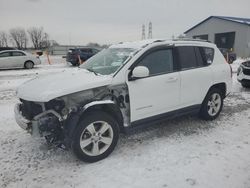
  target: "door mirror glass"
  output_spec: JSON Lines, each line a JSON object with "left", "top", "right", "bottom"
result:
{"left": 132, "top": 66, "right": 149, "bottom": 79}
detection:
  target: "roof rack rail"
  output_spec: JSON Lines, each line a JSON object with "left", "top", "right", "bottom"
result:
{"left": 152, "top": 39, "right": 166, "bottom": 43}
{"left": 172, "top": 38, "right": 211, "bottom": 43}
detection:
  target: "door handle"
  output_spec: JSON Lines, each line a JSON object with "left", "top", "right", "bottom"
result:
{"left": 166, "top": 77, "right": 178, "bottom": 83}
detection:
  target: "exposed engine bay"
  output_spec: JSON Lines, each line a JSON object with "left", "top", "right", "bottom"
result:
{"left": 18, "top": 84, "right": 130, "bottom": 147}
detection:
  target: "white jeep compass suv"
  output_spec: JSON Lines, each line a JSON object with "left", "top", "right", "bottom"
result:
{"left": 15, "top": 39, "right": 232, "bottom": 162}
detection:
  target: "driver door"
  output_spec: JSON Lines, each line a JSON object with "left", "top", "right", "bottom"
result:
{"left": 126, "top": 47, "right": 180, "bottom": 122}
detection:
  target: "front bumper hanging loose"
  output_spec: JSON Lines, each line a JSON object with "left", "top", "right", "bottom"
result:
{"left": 14, "top": 103, "right": 30, "bottom": 130}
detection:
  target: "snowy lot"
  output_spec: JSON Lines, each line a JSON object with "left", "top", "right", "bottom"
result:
{"left": 0, "top": 57, "right": 250, "bottom": 188}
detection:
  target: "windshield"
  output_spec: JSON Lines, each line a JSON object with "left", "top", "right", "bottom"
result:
{"left": 80, "top": 48, "right": 136, "bottom": 75}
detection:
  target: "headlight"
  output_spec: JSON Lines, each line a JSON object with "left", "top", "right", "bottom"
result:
{"left": 46, "top": 99, "right": 65, "bottom": 113}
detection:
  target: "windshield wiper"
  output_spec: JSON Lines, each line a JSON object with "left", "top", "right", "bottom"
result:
{"left": 86, "top": 68, "right": 98, "bottom": 75}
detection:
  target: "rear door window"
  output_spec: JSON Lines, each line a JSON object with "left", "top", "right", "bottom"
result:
{"left": 177, "top": 46, "right": 197, "bottom": 70}
{"left": 194, "top": 47, "right": 205, "bottom": 67}
{"left": 12, "top": 51, "right": 25, "bottom": 56}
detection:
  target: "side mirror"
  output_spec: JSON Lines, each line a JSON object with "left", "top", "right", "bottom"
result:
{"left": 130, "top": 66, "right": 149, "bottom": 80}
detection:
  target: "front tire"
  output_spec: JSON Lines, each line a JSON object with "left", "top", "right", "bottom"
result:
{"left": 199, "top": 89, "right": 223, "bottom": 120}
{"left": 24, "top": 61, "right": 34, "bottom": 69}
{"left": 72, "top": 111, "right": 119, "bottom": 162}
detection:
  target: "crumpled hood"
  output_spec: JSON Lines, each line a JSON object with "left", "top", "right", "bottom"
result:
{"left": 17, "top": 68, "right": 112, "bottom": 102}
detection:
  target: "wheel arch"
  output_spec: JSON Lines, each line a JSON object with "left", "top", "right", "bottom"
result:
{"left": 199, "top": 83, "right": 225, "bottom": 120}
{"left": 64, "top": 100, "right": 124, "bottom": 146}
{"left": 81, "top": 101, "right": 124, "bottom": 131}
{"left": 206, "top": 82, "right": 227, "bottom": 99}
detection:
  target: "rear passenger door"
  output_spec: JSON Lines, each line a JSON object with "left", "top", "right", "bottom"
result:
{"left": 176, "top": 45, "right": 213, "bottom": 107}
{"left": 10, "top": 51, "right": 26, "bottom": 67}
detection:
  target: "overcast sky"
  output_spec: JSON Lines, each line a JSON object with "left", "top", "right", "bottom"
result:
{"left": 0, "top": 0, "right": 249, "bottom": 45}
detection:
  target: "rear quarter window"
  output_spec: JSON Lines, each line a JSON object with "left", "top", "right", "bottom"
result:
{"left": 199, "top": 47, "right": 214, "bottom": 65}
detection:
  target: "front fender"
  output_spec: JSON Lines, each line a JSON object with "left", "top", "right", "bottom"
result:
{"left": 63, "top": 100, "right": 121, "bottom": 148}
{"left": 81, "top": 100, "right": 115, "bottom": 112}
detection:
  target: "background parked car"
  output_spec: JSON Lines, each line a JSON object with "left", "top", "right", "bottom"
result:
{"left": 66, "top": 47, "right": 100, "bottom": 66}
{"left": 0, "top": 50, "right": 41, "bottom": 69}
{"left": 219, "top": 48, "right": 237, "bottom": 64}
{"left": 237, "top": 60, "right": 250, "bottom": 88}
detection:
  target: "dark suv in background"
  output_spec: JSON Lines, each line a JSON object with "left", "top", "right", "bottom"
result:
{"left": 66, "top": 47, "right": 100, "bottom": 66}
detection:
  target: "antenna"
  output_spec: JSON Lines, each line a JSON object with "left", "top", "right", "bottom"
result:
{"left": 141, "top": 24, "right": 146, "bottom": 40}
{"left": 148, "top": 22, "right": 152, "bottom": 39}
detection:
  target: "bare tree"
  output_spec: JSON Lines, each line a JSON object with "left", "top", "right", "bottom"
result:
{"left": 0, "top": 31, "right": 9, "bottom": 47}
{"left": 40, "top": 32, "right": 50, "bottom": 49}
{"left": 28, "top": 27, "right": 50, "bottom": 49}
{"left": 9, "top": 27, "right": 28, "bottom": 49}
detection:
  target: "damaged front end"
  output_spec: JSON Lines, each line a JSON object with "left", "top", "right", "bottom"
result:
{"left": 15, "top": 85, "right": 130, "bottom": 148}
{"left": 15, "top": 98, "right": 65, "bottom": 146}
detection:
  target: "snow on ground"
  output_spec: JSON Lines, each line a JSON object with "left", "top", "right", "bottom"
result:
{"left": 0, "top": 58, "right": 250, "bottom": 188}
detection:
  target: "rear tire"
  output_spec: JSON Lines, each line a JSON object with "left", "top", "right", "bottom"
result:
{"left": 24, "top": 61, "right": 34, "bottom": 69}
{"left": 199, "top": 88, "right": 223, "bottom": 120}
{"left": 72, "top": 111, "right": 119, "bottom": 163}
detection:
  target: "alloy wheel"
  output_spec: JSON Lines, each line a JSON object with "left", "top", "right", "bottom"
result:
{"left": 79, "top": 121, "right": 114, "bottom": 156}
{"left": 207, "top": 93, "right": 221, "bottom": 116}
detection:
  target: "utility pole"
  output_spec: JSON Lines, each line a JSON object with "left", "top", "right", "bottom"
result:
{"left": 148, "top": 22, "right": 152, "bottom": 39}
{"left": 141, "top": 24, "right": 146, "bottom": 40}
